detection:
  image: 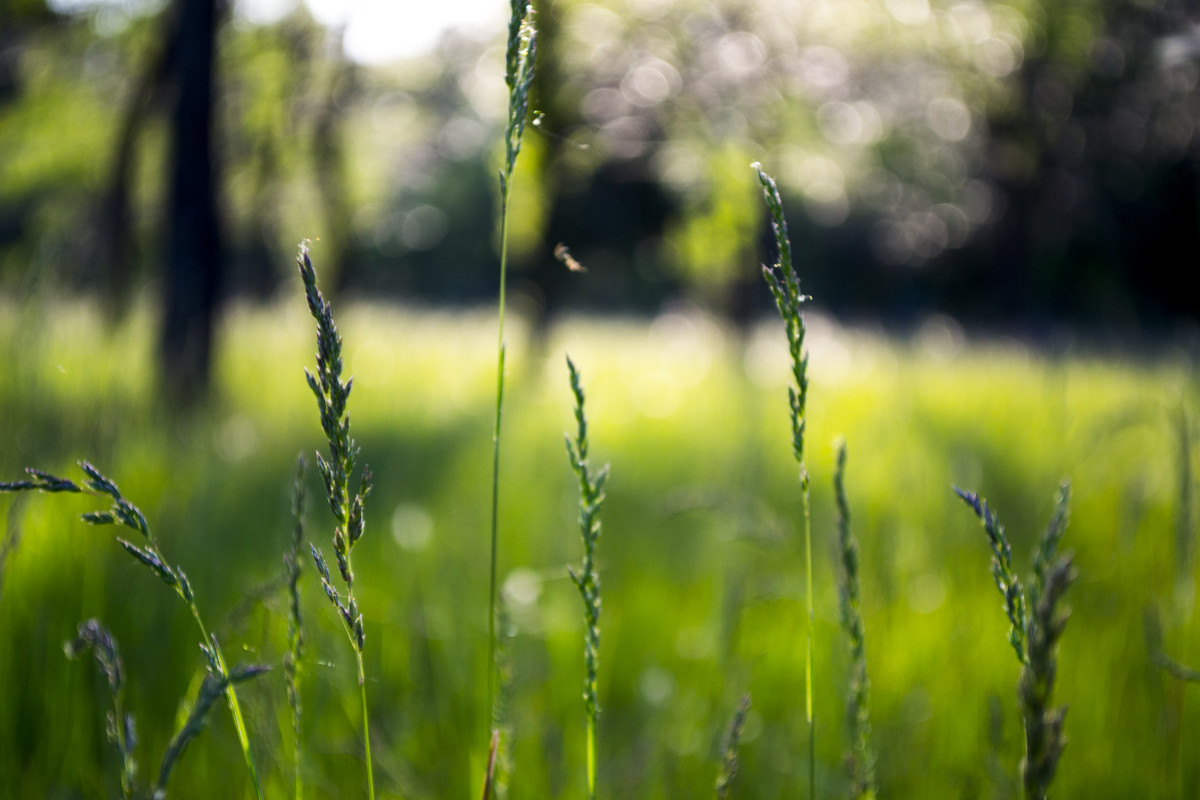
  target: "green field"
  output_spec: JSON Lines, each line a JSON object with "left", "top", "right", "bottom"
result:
{"left": 0, "top": 297, "right": 1195, "bottom": 798}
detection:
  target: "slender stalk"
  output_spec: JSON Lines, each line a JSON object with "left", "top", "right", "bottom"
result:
{"left": 359, "top": 662, "right": 375, "bottom": 799}
{"left": 752, "top": 162, "right": 815, "bottom": 795}
{"left": 486, "top": 259, "right": 506, "bottom": 738}
{"left": 805, "top": 503, "right": 814, "bottom": 800}
{"left": 834, "top": 441, "right": 875, "bottom": 800}
{"left": 488, "top": 0, "right": 537, "bottom": 743}
{"left": 286, "top": 455, "right": 307, "bottom": 800}
{"left": 565, "top": 356, "right": 607, "bottom": 800}
{"left": 298, "top": 242, "right": 376, "bottom": 799}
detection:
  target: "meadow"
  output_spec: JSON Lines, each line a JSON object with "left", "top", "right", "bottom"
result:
{"left": 0, "top": 291, "right": 1195, "bottom": 799}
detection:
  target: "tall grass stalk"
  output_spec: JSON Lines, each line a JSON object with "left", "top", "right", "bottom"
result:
{"left": 956, "top": 482, "right": 1075, "bottom": 800}
{"left": 834, "top": 441, "right": 875, "bottom": 799}
{"left": 0, "top": 463, "right": 266, "bottom": 799}
{"left": 487, "top": 0, "right": 537, "bottom": 741}
{"left": 752, "top": 162, "right": 814, "bottom": 796}
{"left": 297, "top": 241, "right": 376, "bottom": 799}
{"left": 285, "top": 455, "right": 307, "bottom": 800}
{"left": 564, "top": 356, "right": 607, "bottom": 800}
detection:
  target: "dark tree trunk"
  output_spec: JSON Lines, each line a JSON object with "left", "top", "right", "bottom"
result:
{"left": 161, "top": 0, "right": 222, "bottom": 404}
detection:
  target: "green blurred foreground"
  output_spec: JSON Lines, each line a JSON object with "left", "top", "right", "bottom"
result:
{"left": 0, "top": 299, "right": 1196, "bottom": 798}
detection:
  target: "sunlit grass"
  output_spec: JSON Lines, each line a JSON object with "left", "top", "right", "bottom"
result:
{"left": 0, "top": 297, "right": 1196, "bottom": 798}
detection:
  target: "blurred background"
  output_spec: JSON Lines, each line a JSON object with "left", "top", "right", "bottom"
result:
{"left": 3, "top": 0, "right": 1200, "bottom": 798}
{"left": 3, "top": 0, "right": 1200, "bottom": 396}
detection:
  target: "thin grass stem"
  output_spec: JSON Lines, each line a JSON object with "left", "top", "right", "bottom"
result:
{"left": 286, "top": 455, "right": 307, "bottom": 800}
{"left": 488, "top": 0, "right": 536, "bottom": 747}
{"left": 298, "top": 241, "right": 376, "bottom": 800}
{"left": 565, "top": 356, "right": 606, "bottom": 800}
{"left": 359, "top": 662, "right": 375, "bottom": 799}
{"left": 752, "top": 162, "right": 815, "bottom": 796}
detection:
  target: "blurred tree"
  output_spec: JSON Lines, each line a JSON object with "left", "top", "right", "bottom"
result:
{"left": 160, "top": 0, "right": 223, "bottom": 403}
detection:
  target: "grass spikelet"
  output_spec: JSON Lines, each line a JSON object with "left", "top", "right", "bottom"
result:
{"left": 954, "top": 487, "right": 1027, "bottom": 662}
{"left": 154, "top": 664, "right": 270, "bottom": 797}
{"left": 834, "top": 441, "right": 875, "bottom": 800}
{"left": 565, "top": 355, "right": 607, "bottom": 800}
{"left": 715, "top": 693, "right": 751, "bottom": 800}
{"left": 488, "top": 0, "right": 537, "bottom": 749}
{"left": 2, "top": 463, "right": 265, "bottom": 798}
{"left": 752, "top": 161, "right": 815, "bottom": 796}
{"left": 285, "top": 454, "right": 307, "bottom": 800}
{"left": 65, "top": 619, "right": 137, "bottom": 799}
{"left": 957, "top": 481, "right": 1075, "bottom": 800}
{"left": 297, "top": 240, "right": 376, "bottom": 799}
